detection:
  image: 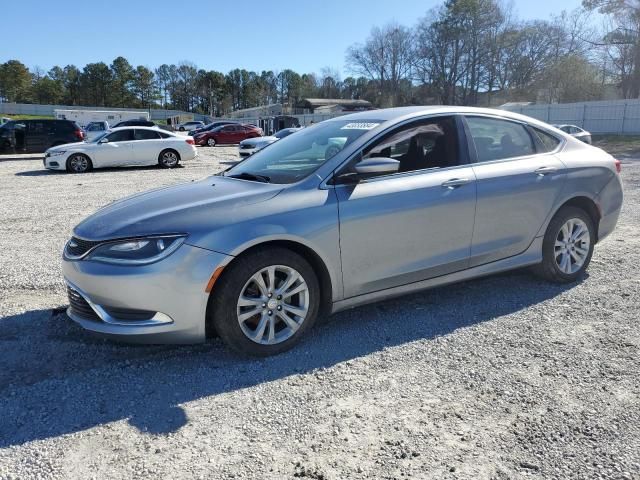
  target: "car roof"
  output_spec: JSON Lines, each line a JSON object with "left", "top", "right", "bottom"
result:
{"left": 110, "top": 126, "right": 172, "bottom": 133}
{"left": 330, "top": 106, "right": 559, "bottom": 130}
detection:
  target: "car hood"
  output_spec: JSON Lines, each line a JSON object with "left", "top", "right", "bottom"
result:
{"left": 47, "top": 142, "right": 87, "bottom": 152}
{"left": 241, "top": 136, "right": 276, "bottom": 147}
{"left": 73, "top": 176, "right": 284, "bottom": 242}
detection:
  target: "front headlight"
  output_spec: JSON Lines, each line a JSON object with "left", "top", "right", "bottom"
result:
{"left": 48, "top": 150, "right": 66, "bottom": 156}
{"left": 84, "top": 235, "right": 186, "bottom": 265}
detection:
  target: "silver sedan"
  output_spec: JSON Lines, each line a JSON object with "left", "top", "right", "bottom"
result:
{"left": 238, "top": 127, "right": 302, "bottom": 157}
{"left": 553, "top": 124, "right": 592, "bottom": 144}
{"left": 62, "top": 107, "right": 623, "bottom": 356}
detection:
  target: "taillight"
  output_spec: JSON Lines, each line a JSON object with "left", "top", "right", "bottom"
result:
{"left": 185, "top": 138, "right": 195, "bottom": 145}
{"left": 75, "top": 129, "right": 84, "bottom": 140}
{"left": 614, "top": 159, "right": 621, "bottom": 174}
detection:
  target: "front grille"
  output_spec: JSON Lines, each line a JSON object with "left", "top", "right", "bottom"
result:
{"left": 67, "top": 286, "right": 100, "bottom": 321}
{"left": 240, "top": 144, "right": 254, "bottom": 149}
{"left": 66, "top": 236, "right": 102, "bottom": 258}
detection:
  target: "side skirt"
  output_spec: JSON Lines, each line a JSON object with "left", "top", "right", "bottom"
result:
{"left": 331, "top": 237, "right": 543, "bottom": 314}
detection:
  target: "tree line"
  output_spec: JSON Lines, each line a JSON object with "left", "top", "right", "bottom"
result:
{"left": 0, "top": 0, "right": 637, "bottom": 115}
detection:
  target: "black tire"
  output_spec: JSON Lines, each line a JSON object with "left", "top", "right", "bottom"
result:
{"left": 210, "top": 247, "right": 320, "bottom": 357}
{"left": 158, "top": 149, "right": 180, "bottom": 168}
{"left": 65, "top": 153, "right": 92, "bottom": 173}
{"left": 179, "top": 126, "right": 185, "bottom": 131}
{"left": 533, "top": 206, "right": 595, "bottom": 283}
{"left": 206, "top": 137, "right": 216, "bottom": 147}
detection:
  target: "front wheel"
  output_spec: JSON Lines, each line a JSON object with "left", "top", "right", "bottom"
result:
{"left": 207, "top": 138, "right": 216, "bottom": 147}
{"left": 534, "top": 206, "right": 595, "bottom": 283}
{"left": 210, "top": 248, "right": 320, "bottom": 356}
{"left": 66, "top": 153, "right": 92, "bottom": 173}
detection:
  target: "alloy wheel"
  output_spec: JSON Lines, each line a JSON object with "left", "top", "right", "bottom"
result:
{"left": 69, "top": 155, "right": 88, "bottom": 173}
{"left": 207, "top": 138, "right": 216, "bottom": 147}
{"left": 236, "top": 265, "right": 309, "bottom": 345}
{"left": 161, "top": 151, "right": 178, "bottom": 167}
{"left": 554, "top": 218, "right": 590, "bottom": 274}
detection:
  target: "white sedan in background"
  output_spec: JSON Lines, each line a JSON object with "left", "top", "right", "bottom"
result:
{"left": 43, "top": 127, "right": 197, "bottom": 173}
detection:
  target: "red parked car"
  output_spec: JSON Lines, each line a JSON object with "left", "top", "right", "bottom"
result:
{"left": 193, "top": 124, "right": 262, "bottom": 147}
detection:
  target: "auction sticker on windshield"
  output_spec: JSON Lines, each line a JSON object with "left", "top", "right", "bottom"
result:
{"left": 340, "top": 122, "right": 380, "bottom": 130}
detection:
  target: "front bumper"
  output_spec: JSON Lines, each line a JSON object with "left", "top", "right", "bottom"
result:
{"left": 62, "top": 243, "right": 232, "bottom": 344}
{"left": 44, "top": 153, "right": 69, "bottom": 170}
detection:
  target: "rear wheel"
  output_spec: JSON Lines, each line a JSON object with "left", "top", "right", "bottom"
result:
{"left": 207, "top": 138, "right": 216, "bottom": 147}
{"left": 534, "top": 206, "right": 595, "bottom": 283}
{"left": 158, "top": 149, "right": 180, "bottom": 168}
{"left": 210, "top": 247, "right": 320, "bottom": 356}
{"left": 66, "top": 153, "right": 92, "bottom": 173}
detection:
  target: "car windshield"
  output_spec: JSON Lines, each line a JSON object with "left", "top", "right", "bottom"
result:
{"left": 91, "top": 131, "right": 110, "bottom": 143}
{"left": 224, "top": 119, "right": 382, "bottom": 184}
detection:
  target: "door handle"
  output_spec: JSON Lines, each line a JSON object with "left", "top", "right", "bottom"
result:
{"left": 441, "top": 178, "right": 471, "bottom": 189}
{"left": 535, "top": 166, "right": 558, "bottom": 176}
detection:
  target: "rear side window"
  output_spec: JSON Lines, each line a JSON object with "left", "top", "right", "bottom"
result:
{"left": 27, "top": 121, "right": 49, "bottom": 134}
{"left": 158, "top": 132, "right": 171, "bottom": 138}
{"left": 54, "top": 120, "right": 75, "bottom": 133}
{"left": 466, "top": 116, "right": 535, "bottom": 162}
{"left": 134, "top": 129, "right": 161, "bottom": 140}
{"left": 531, "top": 127, "right": 561, "bottom": 152}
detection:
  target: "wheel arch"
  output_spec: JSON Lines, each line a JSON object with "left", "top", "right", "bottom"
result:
{"left": 205, "top": 239, "right": 334, "bottom": 338}
{"left": 158, "top": 147, "right": 181, "bottom": 161}
{"left": 543, "top": 195, "right": 601, "bottom": 242}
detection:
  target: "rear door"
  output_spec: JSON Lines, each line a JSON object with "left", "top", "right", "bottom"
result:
{"left": 93, "top": 129, "right": 135, "bottom": 167}
{"left": 463, "top": 115, "right": 566, "bottom": 266}
{"left": 132, "top": 129, "right": 164, "bottom": 165}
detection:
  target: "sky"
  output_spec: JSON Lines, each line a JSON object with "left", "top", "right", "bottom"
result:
{"left": 1, "top": 0, "right": 589, "bottom": 76}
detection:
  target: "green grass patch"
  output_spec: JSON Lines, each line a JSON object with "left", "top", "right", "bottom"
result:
{"left": 593, "top": 135, "right": 640, "bottom": 157}
{"left": 2, "top": 114, "right": 55, "bottom": 120}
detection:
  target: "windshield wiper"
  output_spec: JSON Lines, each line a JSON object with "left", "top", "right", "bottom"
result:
{"left": 225, "top": 172, "right": 271, "bottom": 183}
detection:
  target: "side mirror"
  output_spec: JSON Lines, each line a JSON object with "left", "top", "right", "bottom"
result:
{"left": 99, "top": 138, "right": 109, "bottom": 144}
{"left": 354, "top": 157, "right": 400, "bottom": 175}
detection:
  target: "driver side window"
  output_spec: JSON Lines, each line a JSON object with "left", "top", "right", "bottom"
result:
{"left": 106, "top": 129, "right": 134, "bottom": 142}
{"left": 362, "top": 116, "right": 460, "bottom": 175}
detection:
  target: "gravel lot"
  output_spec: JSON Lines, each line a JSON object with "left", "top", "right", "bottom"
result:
{"left": 0, "top": 146, "right": 638, "bottom": 479}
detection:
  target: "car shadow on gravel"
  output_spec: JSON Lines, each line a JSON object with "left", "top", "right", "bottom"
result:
{"left": 15, "top": 164, "right": 184, "bottom": 177}
{"left": 0, "top": 270, "right": 579, "bottom": 447}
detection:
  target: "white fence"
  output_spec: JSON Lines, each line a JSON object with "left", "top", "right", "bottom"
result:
{"left": 502, "top": 99, "right": 640, "bottom": 135}
{"left": 0, "top": 102, "right": 209, "bottom": 122}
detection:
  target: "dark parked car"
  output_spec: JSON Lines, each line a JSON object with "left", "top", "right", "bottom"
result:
{"left": 188, "top": 121, "right": 238, "bottom": 136}
{"left": 0, "top": 119, "right": 84, "bottom": 153}
{"left": 193, "top": 124, "right": 263, "bottom": 146}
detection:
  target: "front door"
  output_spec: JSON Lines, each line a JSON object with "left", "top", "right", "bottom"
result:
{"left": 463, "top": 115, "right": 567, "bottom": 266}
{"left": 335, "top": 116, "right": 477, "bottom": 298}
{"left": 93, "top": 128, "right": 135, "bottom": 167}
